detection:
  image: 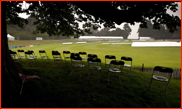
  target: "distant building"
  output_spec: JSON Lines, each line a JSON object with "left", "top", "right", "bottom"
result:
{"left": 36, "top": 37, "right": 43, "bottom": 40}
{"left": 70, "top": 36, "right": 74, "bottom": 39}
{"left": 7, "top": 34, "right": 15, "bottom": 40}
{"left": 139, "top": 37, "right": 154, "bottom": 40}
{"left": 79, "top": 36, "right": 123, "bottom": 40}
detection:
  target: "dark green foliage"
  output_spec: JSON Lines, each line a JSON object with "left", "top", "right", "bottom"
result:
{"left": 6, "top": 1, "right": 28, "bottom": 28}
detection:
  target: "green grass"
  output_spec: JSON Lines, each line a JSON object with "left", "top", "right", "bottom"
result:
{"left": 8, "top": 40, "right": 181, "bottom": 107}
{"left": 9, "top": 40, "right": 181, "bottom": 68}
{"left": 11, "top": 59, "right": 181, "bottom": 108}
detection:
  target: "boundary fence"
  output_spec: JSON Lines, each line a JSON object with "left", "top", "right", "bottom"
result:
{"left": 9, "top": 44, "right": 39, "bottom": 49}
{"left": 132, "top": 66, "right": 181, "bottom": 79}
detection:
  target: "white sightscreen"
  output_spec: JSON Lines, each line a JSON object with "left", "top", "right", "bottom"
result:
{"left": 131, "top": 42, "right": 181, "bottom": 47}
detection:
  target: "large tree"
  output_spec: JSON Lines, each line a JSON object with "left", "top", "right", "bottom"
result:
{"left": 1, "top": 1, "right": 181, "bottom": 107}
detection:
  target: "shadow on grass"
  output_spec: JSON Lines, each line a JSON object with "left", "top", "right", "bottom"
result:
{"left": 8, "top": 59, "right": 181, "bottom": 108}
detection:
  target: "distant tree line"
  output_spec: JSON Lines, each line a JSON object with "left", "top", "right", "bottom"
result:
{"left": 7, "top": 16, "right": 133, "bottom": 39}
{"left": 7, "top": 17, "right": 180, "bottom": 40}
{"left": 7, "top": 16, "right": 132, "bottom": 39}
{"left": 137, "top": 20, "right": 181, "bottom": 39}
{"left": 7, "top": 17, "right": 72, "bottom": 40}
{"left": 83, "top": 24, "right": 132, "bottom": 39}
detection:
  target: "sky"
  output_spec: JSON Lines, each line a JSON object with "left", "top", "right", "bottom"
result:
{"left": 18, "top": 2, "right": 181, "bottom": 39}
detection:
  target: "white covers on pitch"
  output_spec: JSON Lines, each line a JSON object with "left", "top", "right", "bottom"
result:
{"left": 131, "top": 42, "right": 181, "bottom": 47}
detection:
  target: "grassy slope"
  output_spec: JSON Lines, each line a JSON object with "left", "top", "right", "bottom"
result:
{"left": 13, "top": 60, "right": 181, "bottom": 108}
{"left": 8, "top": 40, "right": 181, "bottom": 107}
{"left": 9, "top": 40, "right": 181, "bottom": 68}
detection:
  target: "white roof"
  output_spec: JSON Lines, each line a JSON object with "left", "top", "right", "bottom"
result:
{"left": 7, "top": 34, "right": 14, "bottom": 38}
{"left": 79, "top": 36, "right": 123, "bottom": 39}
{"left": 139, "top": 37, "right": 153, "bottom": 40}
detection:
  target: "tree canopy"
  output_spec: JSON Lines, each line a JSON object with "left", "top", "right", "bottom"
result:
{"left": 6, "top": 1, "right": 181, "bottom": 37}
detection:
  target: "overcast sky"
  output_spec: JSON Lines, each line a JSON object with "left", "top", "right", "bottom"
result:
{"left": 18, "top": 2, "right": 181, "bottom": 39}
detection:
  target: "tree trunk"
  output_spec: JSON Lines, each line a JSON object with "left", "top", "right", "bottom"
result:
{"left": 1, "top": 1, "right": 24, "bottom": 107}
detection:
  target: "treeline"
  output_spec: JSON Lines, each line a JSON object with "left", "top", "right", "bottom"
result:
{"left": 7, "top": 17, "right": 132, "bottom": 39}
{"left": 7, "top": 17, "right": 72, "bottom": 40}
{"left": 137, "top": 20, "right": 181, "bottom": 39}
{"left": 7, "top": 17, "right": 180, "bottom": 40}
{"left": 84, "top": 24, "right": 132, "bottom": 39}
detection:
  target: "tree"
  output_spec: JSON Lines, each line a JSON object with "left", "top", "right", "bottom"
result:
{"left": 98, "top": 27, "right": 111, "bottom": 36}
{"left": 83, "top": 24, "right": 100, "bottom": 36}
{"left": 137, "top": 20, "right": 155, "bottom": 37}
{"left": 137, "top": 20, "right": 180, "bottom": 39}
{"left": 2, "top": 1, "right": 26, "bottom": 107}
{"left": 7, "top": 17, "right": 71, "bottom": 40}
{"left": 1, "top": 1, "right": 181, "bottom": 107}
{"left": 172, "top": 26, "right": 181, "bottom": 39}
{"left": 123, "top": 24, "right": 131, "bottom": 35}
{"left": 111, "top": 28, "right": 122, "bottom": 36}
{"left": 123, "top": 24, "right": 132, "bottom": 39}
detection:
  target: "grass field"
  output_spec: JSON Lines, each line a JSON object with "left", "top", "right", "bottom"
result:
{"left": 9, "top": 40, "right": 181, "bottom": 68}
{"left": 10, "top": 61, "right": 180, "bottom": 108}
{"left": 7, "top": 40, "right": 181, "bottom": 108}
